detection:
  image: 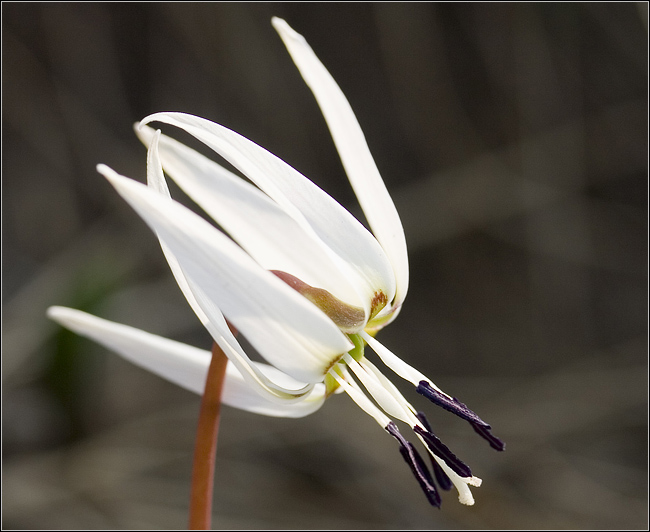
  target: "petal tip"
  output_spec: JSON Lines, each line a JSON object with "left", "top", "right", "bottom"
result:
{"left": 271, "top": 17, "right": 304, "bottom": 43}
{"left": 271, "top": 16, "right": 288, "bottom": 31}
{"left": 46, "top": 306, "right": 82, "bottom": 329}
{"left": 134, "top": 122, "right": 157, "bottom": 148}
{"left": 96, "top": 164, "right": 123, "bottom": 183}
{"left": 46, "top": 305, "right": 66, "bottom": 321}
{"left": 96, "top": 164, "right": 122, "bottom": 185}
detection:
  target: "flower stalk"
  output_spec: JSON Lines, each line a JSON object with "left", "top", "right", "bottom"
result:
{"left": 188, "top": 342, "right": 229, "bottom": 530}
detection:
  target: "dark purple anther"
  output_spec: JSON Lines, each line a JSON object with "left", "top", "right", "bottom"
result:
{"left": 386, "top": 422, "right": 441, "bottom": 508}
{"left": 414, "top": 425, "right": 472, "bottom": 478}
{"left": 415, "top": 411, "right": 433, "bottom": 432}
{"left": 416, "top": 381, "right": 506, "bottom": 452}
{"left": 470, "top": 421, "right": 506, "bottom": 451}
{"left": 400, "top": 442, "right": 442, "bottom": 508}
{"left": 415, "top": 412, "right": 456, "bottom": 489}
{"left": 416, "top": 381, "right": 491, "bottom": 428}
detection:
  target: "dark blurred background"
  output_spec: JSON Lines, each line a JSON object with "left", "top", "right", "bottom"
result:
{"left": 3, "top": 2, "right": 648, "bottom": 529}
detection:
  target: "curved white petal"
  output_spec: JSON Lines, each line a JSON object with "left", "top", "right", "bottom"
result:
{"left": 47, "top": 305, "right": 210, "bottom": 395}
{"left": 46, "top": 306, "right": 324, "bottom": 418}
{"left": 226, "top": 363, "right": 326, "bottom": 418}
{"left": 97, "top": 164, "right": 353, "bottom": 384}
{"left": 272, "top": 17, "right": 409, "bottom": 311}
{"left": 144, "top": 134, "right": 314, "bottom": 403}
{"left": 137, "top": 112, "right": 396, "bottom": 319}
{"left": 146, "top": 129, "right": 209, "bottom": 327}
{"left": 136, "top": 124, "right": 363, "bottom": 310}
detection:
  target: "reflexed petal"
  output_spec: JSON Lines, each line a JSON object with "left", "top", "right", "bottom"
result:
{"left": 144, "top": 134, "right": 314, "bottom": 402}
{"left": 136, "top": 124, "right": 363, "bottom": 310}
{"left": 272, "top": 17, "right": 409, "bottom": 311}
{"left": 145, "top": 129, "right": 209, "bottom": 326}
{"left": 97, "top": 164, "right": 353, "bottom": 384}
{"left": 226, "top": 363, "right": 326, "bottom": 418}
{"left": 47, "top": 305, "right": 209, "bottom": 394}
{"left": 137, "top": 112, "right": 396, "bottom": 315}
{"left": 46, "top": 306, "right": 324, "bottom": 418}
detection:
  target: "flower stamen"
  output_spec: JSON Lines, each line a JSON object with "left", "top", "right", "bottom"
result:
{"left": 416, "top": 381, "right": 489, "bottom": 427}
{"left": 386, "top": 422, "right": 441, "bottom": 508}
{"left": 416, "top": 381, "right": 505, "bottom": 451}
{"left": 415, "top": 412, "right": 452, "bottom": 490}
{"left": 413, "top": 425, "right": 472, "bottom": 478}
{"left": 470, "top": 422, "right": 507, "bottom": 451}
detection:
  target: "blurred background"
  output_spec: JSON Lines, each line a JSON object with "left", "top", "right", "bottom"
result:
{"left": 3, "top": 2, "right": 647, "bottom": 529}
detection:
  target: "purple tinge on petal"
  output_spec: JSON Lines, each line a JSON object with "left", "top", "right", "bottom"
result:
{"left": 416, "top": 381, "right": 491, "bottom": 428}
{"left": 470, "top": 421, "right": 506, "bottom": 451}
{"left": 414, "top": 425, "right": 472, "bottom": 478}
{"left": 386, "top": 422, "right": 441, "bottom": 508}
{"left": 415, "top": 412, "right": 453, "bottom": 490}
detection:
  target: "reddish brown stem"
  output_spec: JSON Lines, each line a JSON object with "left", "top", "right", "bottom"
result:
{"left": 188, "top": 341, "right": 229, "bottom": 530}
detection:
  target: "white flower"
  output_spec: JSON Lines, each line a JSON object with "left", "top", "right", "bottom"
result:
{"left": 47, "top": 17, "right": 503, "bottom": 508}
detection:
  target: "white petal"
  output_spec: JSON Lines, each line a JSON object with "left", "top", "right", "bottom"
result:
{"left": 98, "top": 165, "right": 352, "bottom": 384}
{"left": 136, "top": 124, "right": 363, "bottom": 310}
{"left": 146, "top": 129, "right": 209, "bottom": 326}
{"left": 144, "top": 134, "right": 315, "bottom": 402}
{"left": 47, "top": 306, "right": 209, "bottom": 394}
{"left": 272, "top": 17, "right": 409, "bottom": 310}
{"left": 225, "top": 363, "right": 326, "bottom": 418}
{"left": 137, "top": 112, "right": 396, "bottom": 318}
{"left": 46, "top": 306, "right": 324, "bottom": 418}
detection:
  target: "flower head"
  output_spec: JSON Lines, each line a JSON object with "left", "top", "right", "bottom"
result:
{"left": 47, "top": 17, "right": 503, "bottom": 509}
